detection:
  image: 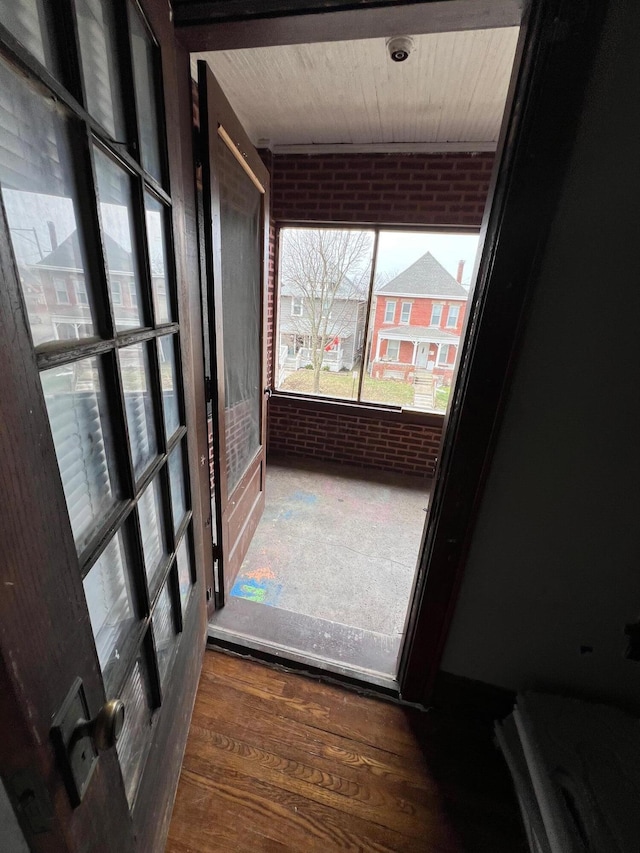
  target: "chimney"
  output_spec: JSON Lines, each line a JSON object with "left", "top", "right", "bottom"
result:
{"left": 47, "top": 221, "right": 58, "bottom": 250}
{"left": 456, "top": 260, "right": 465, "bottom": 283}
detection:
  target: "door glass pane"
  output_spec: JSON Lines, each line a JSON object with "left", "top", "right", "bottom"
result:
{"left": 114, "top": 646, "right": 154, "bottom": 806}
{"left": 83, "top": 527, "right": 137, "bottom": 695}
{"left": 168, "top": 442, "right": 187, "bottom": 532}
{"left": 130, "top": 5, "right": 162, "bottom": 183}
{"left": 219, "top": 140, "right": 262, "bottom": 493}
{"left": 0, "top": 59, "right": 97, "bottom": 345}
{"left": 362, "top": 230, "right": 479, "bottom": 413}
{"left": 144, "top": 193, "right": 171, "bottom": 323}
{"left": 176, "top": 531, "right": 193, "bottom": 616}
{"left": 75, "top": 0, "right": 126, "bottom": 140}
{"left": 275, "top": 227, "right": 374, "bottom": 401}
{"left": 94, "top": 148, "right": 144, "bottom": 331}
{"left": 0, "top": 0, "right": 59, "bottom": 73}
{"left": 41, "top": 357, "right": 119, "bottom": 554}
{"left": 151, "top": 577, "right": 177, "bottom": 690}
{"left": 157, "top": 334, "right": 180, "bottom": 438}
{"left": 138, "top": 475, "right": 167, "bottom": 595}
{"left": 119, "top": 342, "right": 157, "bottom": 479}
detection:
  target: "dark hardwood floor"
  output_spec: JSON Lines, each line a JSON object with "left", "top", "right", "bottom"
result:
{"left": 166, "top": 651, "right": 526, "bottom": 852}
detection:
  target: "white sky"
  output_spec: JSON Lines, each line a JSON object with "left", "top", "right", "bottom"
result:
{"left": 376, "top": 230, "right": 481, "bottom": 286}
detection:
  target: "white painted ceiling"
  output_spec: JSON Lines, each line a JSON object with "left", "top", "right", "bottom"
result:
{"left": 193, "top": 26, "right": 519, "bottom": 151}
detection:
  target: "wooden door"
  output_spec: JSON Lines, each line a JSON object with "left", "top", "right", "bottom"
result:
{"left": 198, "top": 62, "right": 270, "bottom": 605}
{"left": 0, "top": 2, "right": 208, "bottom": 850}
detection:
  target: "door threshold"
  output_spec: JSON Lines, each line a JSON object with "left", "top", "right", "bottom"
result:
{"left": 207, "top": 620, "right": 400, "bottom": 696}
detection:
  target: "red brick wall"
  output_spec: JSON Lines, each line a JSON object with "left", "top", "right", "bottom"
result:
{"left": 268, "top": 396, "right": 441, "bottom": 479}
{"left": 272, "top": 152, "right": 494, "bottom": 225}
{"left": 262, "top": 150, "right": 494, "bottom": 477}
{"left": 372, "top": 295, "right": 467, "bottom": 352}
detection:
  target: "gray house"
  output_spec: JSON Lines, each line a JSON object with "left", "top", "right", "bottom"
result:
{"left": 277, "top": 282, "right": 367, "bottom": 379}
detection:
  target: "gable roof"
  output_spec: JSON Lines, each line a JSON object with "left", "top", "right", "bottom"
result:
{"left": 37, "top": 230, "right": 133, "bottom": 274}
{"left": 377, "top": 251, "right": 468, "bottom": 299}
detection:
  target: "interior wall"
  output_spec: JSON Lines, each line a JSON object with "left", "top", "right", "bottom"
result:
{"left": 266, "top": 151, "right": 494, "bottom": 475}
{"left": 440, "top": 0, "right": 640, "bottom": 709}
{"left": 0, "top": 779, "right": 28, "bottom": 853}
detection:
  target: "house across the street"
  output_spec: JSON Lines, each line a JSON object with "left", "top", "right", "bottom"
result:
{"left": 369, "top": 251, "right": 468, "bottom": 385}
{"left": 278, "top": 277, "right": 366, "bottom": 375}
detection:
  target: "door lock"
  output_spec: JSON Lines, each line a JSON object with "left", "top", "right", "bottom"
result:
{"left": 51, "top": 679, "right": 125, "bottom": 807}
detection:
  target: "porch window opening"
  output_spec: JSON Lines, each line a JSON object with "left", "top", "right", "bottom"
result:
{"left": 275, "top": 227, "right": 375, "bottom": 401}
{"left": 275, "top": 227, "right": 480, "bottom": 414}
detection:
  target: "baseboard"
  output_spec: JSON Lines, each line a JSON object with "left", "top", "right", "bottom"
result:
{"left": 431, "top": 671, "right": 516, "bottom": 725}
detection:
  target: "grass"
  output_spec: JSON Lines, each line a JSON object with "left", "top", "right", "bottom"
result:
{"left": 280, "top": 368, "right": 449, "bottom": 411}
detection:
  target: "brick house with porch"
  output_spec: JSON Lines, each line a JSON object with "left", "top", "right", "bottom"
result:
{"left": 369, "top": 251, "right": 468, "bottom": 385}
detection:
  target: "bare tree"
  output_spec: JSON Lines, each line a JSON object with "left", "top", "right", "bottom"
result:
{"left": 280, "top": 229, "right": 373, "bottom": 392}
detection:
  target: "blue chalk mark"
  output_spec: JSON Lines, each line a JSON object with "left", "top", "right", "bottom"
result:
{"left": 231, "top": 575, "right": 283, "bottom": 606}
{"left": 291, "top": 490, "right": 318, "bottom": 505}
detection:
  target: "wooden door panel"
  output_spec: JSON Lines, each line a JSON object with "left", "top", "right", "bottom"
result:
{"left": 198, "top": 62, "right": 270, "bottom": 603}
{"left": 224, "top": 455, "right": 266, "bottom": 593}
{"left": 0, "top": 2, "right": 208, "bottom": 850}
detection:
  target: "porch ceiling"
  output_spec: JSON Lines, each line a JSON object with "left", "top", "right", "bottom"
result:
{"left": 192, "top": 26, "right": 520, "bottom": 151}
{"left": 379, "top": 326, "right": 459, "bottom": 342}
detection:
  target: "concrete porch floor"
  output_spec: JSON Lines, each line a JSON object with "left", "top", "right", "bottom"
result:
{"left": 209, "top": 456, "right": 430, "bottom": 681}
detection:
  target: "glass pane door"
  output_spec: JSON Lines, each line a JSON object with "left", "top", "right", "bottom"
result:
{"left": 0, "top": 0, "right": 196, "bottom": 811}
{"left": 218, "top": 138, "right": 262, "bottom": 493}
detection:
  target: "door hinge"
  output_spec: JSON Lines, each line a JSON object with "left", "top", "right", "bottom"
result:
{"left": 204, "top": 375, "right": 213, "bottom": 402}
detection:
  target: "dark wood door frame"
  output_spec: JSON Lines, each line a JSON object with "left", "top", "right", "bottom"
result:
{"left": 174, "top": 0, "right": 523, "bottom": 51}
{"left": 176, "top": 0, "right": 608, "bottom": 703}
{"left": 398, "top": 0, "right": 608, "bottom": 703}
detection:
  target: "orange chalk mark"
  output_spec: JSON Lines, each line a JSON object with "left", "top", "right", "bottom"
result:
{"left": 245, "top": 566, "right": 276, "bottom": 582}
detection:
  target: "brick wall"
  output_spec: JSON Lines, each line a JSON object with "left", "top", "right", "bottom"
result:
{"left": 264, "top": 150, "right": 494, "bottom": 478}
{"left": 268, "top": 396, "right": 441, "bottom": 479}
{"left": 271, "top": 152, "right": 494, "bottom": 225}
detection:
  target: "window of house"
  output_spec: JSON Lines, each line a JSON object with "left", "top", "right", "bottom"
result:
{"left": 54, "top": 277, "right": 70, "bottom": 304}
{"left": 112, "top": 280, "right": 122, "bottom": 305}
{"left": 446, "top": 304, "right": 460, "bottom": 328}
{"left": 437, "top": 344, "right": 451, "bottom": 365}
{"left": 386, "top": 340, "right": 400, "bottom": 360}
{"left": 130, "top": 283, "right": 138, "bottom": 307}
{"left": 75, "top": 280, "right": 89, "bottom": 305}
{"left": 275, "top": 226, "right": 479, "bottom": 413}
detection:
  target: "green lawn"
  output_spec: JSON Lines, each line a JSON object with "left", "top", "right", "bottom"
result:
{"left": 280, "top": 369, "right": 449, "bottom": 411}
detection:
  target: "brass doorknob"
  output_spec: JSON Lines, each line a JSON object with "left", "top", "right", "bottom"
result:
{"left": 72, "top": 699, "right": 125, "bottom": 752}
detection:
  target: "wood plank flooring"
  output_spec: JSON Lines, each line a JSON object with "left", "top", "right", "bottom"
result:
{"left": 166, "top": 651, "right": 527, "bottom": 852}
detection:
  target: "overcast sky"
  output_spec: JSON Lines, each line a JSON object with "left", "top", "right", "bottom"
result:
{"left": 376, "top": 230, "right": 481, "bottom": 287}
